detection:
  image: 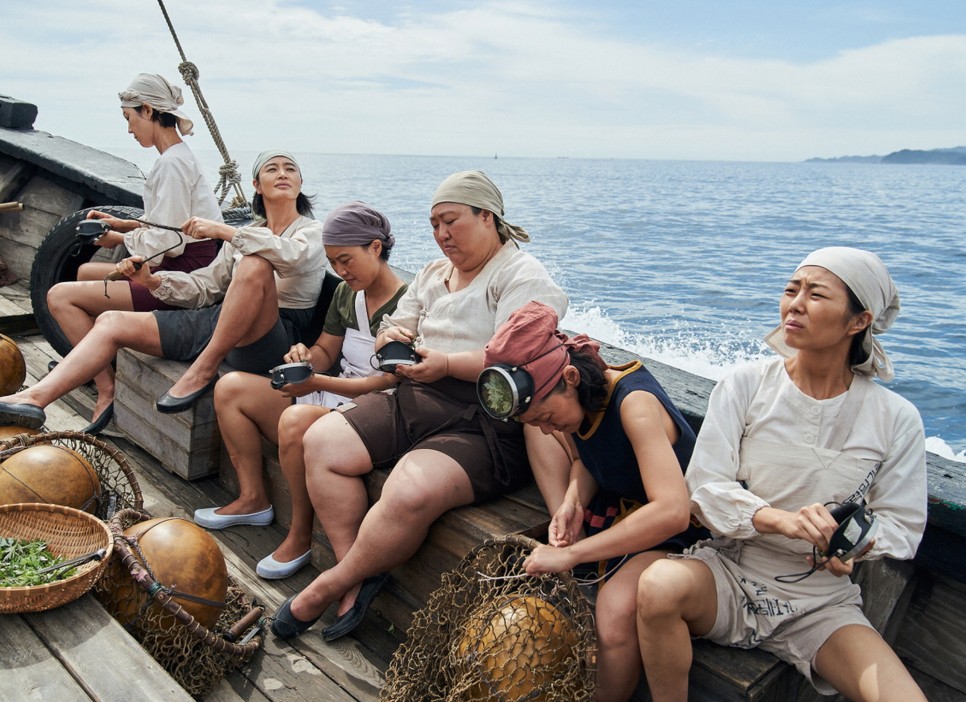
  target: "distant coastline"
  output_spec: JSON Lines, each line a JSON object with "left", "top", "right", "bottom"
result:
{"left": 807, "top": 145, "right": 966, "bottom": 165}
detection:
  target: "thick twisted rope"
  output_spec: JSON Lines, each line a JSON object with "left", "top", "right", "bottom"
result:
{"left": 156, "top": 0, "right": 247, "bottom": 209}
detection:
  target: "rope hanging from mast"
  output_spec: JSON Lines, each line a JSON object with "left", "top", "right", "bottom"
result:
{"left": 155, "top": 0, "right": 247, "bottom": 209}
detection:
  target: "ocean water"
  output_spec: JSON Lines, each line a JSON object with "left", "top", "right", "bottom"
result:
{"left": 110, "top": 148, "right": 966, "bottom": 461}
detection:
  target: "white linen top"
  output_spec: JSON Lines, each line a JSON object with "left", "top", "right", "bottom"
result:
{"left": 150, "top": 215, "right": 325, "bottom": 309}
{"left": 380, "top": 240, "right": 568, "bottom": 353}
{"left": 687, "top": 357, "right": 927, "bottom": 561}
{"left": 125, "top": 142, "right": 223, "bottom": 259}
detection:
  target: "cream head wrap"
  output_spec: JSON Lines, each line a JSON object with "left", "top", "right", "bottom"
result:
{"left": 118, "top": 73, "right": 194, "bottom": 136}
{"left": 431, "top": 170, "right": 530, "bottom": 244}
{"left": 765, "top": 246, "right": 901, "bottom": 381}
{"left": 251, "top": 150, "right": 300, "bottom": 180}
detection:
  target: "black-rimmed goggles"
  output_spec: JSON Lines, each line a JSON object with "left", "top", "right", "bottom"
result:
{"left": 477, "top": 342, "right": 568, "bottom": 421}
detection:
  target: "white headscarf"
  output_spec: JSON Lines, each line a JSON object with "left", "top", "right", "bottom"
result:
{"left": 765, "top": 246, "right": 901, "bottom": 381}
{"left": 118, "top": 73, "right": 194, "bottom": 136}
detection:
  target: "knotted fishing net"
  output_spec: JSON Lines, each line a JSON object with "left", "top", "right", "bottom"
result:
{"left": 93, "top": 509, "right": 263, "bottom": 700}
{"left": 381, "top": 534, "right": 597, "bottom": 701}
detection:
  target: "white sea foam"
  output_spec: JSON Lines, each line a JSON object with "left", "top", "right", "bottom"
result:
{"left": 924, "top": 437, "right": 966, "bottom": 463}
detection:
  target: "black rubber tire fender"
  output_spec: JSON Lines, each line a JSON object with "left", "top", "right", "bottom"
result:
{"left": 29, "top": 205, "right": 143, "bottom": 359}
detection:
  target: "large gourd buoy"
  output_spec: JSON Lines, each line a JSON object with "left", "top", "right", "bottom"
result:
{"left": 0, "top": 425, "right": 42, "bottom": 441}
{"left": 0, "top": 443, "right": 100, "bottom": 512}
{"left": 0, "top": 334, "right": 26, "bottom": 396}
{"left": 110, "top": 517, "right": 228, "bottom": 630}
{"left": 453, "top": 595, "right": 579, "bottom": 701}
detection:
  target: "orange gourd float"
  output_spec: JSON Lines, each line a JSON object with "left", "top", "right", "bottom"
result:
{"left": 0, "top": 443, "right": 100, "bottom": 512}
{"left": 0, "top": 425, "right": 41, "bottom": 441}
{"left": 109, "top": 517, "right": 228, "bottom": 631}
{"left": 0, "top": 334, "right": 26, "bottom": 396}
{"left": 453, "top": 595, "right": 579, "bottom": 701}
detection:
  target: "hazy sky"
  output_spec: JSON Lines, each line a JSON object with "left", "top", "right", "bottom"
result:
{"left": 4, "top": 1, "right": 965, "bottom": 162}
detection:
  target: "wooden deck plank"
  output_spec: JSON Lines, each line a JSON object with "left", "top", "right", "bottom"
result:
{"left": 0, "top": 614, "right": 91, "bottom": 702}
{"left": 23, "top": 594, "right": 194, "bottom": 702}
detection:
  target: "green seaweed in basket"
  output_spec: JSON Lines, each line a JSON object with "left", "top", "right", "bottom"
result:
{"left": 0, "top": 537, "right": 77, "bottom": 586}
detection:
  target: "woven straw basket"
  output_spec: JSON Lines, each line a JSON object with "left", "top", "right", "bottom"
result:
{"left": 0, "top": 502, "right": 113, "bottom": 614}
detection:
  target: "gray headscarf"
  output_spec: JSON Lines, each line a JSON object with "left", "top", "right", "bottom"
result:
{"left": 431, "top": 170, "right": 530, "bottom": 244}
{"left": 251, "top": 150, "right": 300, "bottom": 180}
{"left": 323, "top": 201, "right": 394, "bottom": 250}
{"left": 118, "top": 73, "right": 194, "bottom": 136}
{"left": 765, "top": 246, "right": 901, "bottom": 381}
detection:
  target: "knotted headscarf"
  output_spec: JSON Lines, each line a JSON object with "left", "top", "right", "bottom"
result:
{"left": 485, "top": 301, "right": 607, "bottom": 402}
{"left": 118, "top": 73, "right": 194, "bottom": 136}
{"left": 251, "top": 150, "right": 301, "bottom": 180}
{"left": 431, "top": 170, "right": 530, "bottom": 244}
{"left": 765, "top": 247, "right": 901, "bottom": 380}
{"left": 323, "top": 201, "right": 395, "bottom": 250}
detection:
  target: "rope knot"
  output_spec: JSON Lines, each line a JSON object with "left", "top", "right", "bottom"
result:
{"left": 218, "top": 160, "right": 242, "bottom": 185}
{"left": 179, "top": 61, "right": 200, "bottom": 82}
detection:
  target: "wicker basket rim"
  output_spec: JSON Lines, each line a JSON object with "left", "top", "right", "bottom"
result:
{"left": 0, "top": 502, "right": 113, "bottom": 604}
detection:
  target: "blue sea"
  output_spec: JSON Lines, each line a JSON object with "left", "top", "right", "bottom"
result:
{"left": 111, "top": 148, "right": 966, "bottom": 461}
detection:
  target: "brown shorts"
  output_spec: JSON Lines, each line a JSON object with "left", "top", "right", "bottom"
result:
{"left": 339, "top": 377, "right": 531, "bottom": 503}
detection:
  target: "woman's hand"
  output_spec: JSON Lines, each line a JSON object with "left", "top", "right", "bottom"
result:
{"left": 807, "top": 538, "right": 875, "bottom": 578}
{"left": 87, "top": 209, "right": 138, "bottom": 234}
{"left": 378, "top": 325, "right": 416, "bottom": 346}
{"left": 395, "top": 346, "right": 449, "bottom": 383}
{"left": 548, "top": 499, "right": 585, "bottom": 548}
{"left": 279, "top": 377, "right": 320, "bottom": 399}
{"left": 112, "top": 256, "right": 160, "bottom": 289}
{"left": 182, "top": 217, "right": 234, "bottom": 242}
{"left": 93, "top": 231, "right": 125, "bottom": 249}
{"left": 283, "top": 343, "right": 312, "bottom": 364}
{"left": 523, "top": 544, "right": 577, "bottom": 575}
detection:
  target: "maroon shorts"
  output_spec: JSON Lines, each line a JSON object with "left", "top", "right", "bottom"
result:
{"left": 340, "top": 377, "right": 531, "bottom": 503}
{"left": 128, "top": 239, "right": 219, "bottom": 312}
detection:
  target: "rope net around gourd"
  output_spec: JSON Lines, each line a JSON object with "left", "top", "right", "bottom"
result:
{"left": 93, "top": 509, "right": 263, "bottom": 700}
{"left": 381, "top": 534, "right": 597, "bottom": 702}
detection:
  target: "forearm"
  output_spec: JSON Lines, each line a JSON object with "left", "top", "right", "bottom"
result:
{"left": 312, "top": 373, "right": 397, "bottom": 398}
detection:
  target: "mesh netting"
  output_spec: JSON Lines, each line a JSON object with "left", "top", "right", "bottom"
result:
{"left": 0, "top": 430, "right": 142, "bottom": 519}
{"left": 381, "top": 534, "right": 597, "bottom": 701}
{"left": 93, "top": 509, "right": 263, "bottom": 700}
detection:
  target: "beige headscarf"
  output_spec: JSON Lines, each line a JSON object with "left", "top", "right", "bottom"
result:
{"left": 431, "top": 170, "right": 530, "bottom": 244}
{"left": 251, "top": 150, "right": 300, "bottom": 180}
{"left": 118, "top": 73, "right": 194, "bottom": 136}
{"left": 765, "top": 246, "right": 901, "bottom": 381}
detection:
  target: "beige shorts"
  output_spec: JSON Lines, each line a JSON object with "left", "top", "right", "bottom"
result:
{"left": 681, "top": 541, "right": 872, "bottom": 695}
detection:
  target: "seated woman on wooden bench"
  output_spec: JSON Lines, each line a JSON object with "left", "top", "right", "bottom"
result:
{"left": 46, "top": 72, "right": 222, "bottom": 432}
{"left": 636, "top": 247, "right": 928, "bottom": 702}
{"left": 477, "top": 300, "right": 707, "bottom": 702}
{"left": 0, "top": 151, "right": 324, "bottom": 432}
{"left": 193, "top": 201, "right": 407, "bottom": 581}
{"left": 269, "top": 170, "right": 568, "bottom": 643}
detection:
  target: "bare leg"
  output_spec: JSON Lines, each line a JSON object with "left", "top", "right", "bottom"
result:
{"left": 292, "top": 417, "right": 473, "bottom": 621}
{"left": 813, "top": 624, "right": 926, "bottom": 702}
{"left": 524, "top": 424, "right": 575, "bottom": 515}
{"left": 271, "top": 403, "right": 331, "bottom": 562}
{"left": 593, "top": 551, "right": 670, "bottom": 702}
{"left": 636, "top": 558, "right": 718, "bottom": 702}
{"left": 47, "top": 280, "right": 135, "bottom": 421}
{"left": 213, "top": 371, "right": 291, "bottom": 515}
{"left": 0, "top": 309, "right": 163, "bottom": 415}
{"left": 166, "top": 255, "right": 281, "bottom": 398}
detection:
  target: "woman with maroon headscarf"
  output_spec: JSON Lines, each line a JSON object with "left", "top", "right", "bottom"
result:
{"left": 478, "top": 300, "right": 704, "bottom": 702}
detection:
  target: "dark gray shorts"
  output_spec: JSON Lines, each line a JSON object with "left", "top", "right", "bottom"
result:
{"left": 154, "top": 305, "right": 314, "bottom": 374}
{"left": 339, "top": 377, "right": 531, "bottom": 503}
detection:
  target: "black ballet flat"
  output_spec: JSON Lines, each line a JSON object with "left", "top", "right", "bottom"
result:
{"left": 155, "top": 376, "right": 218, "bottom": 414}
{"left": 80, "top": 402, "right": 114, "bottom": 436}
{"left": 270, "top": 595, "right": 321, "bottom": 639}
{"left": 0, "top": 400, "right": 46, "bottom": 430}
{"left": 321, "top": 573, "right": 389, "bottom": 642}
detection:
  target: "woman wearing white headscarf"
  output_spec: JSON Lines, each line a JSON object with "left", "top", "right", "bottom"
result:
{"left": 633, "top": 247, "right": 927, "bottom": 702}
{"left": 45, "top": 74, "right": 222, "bottom": 431}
